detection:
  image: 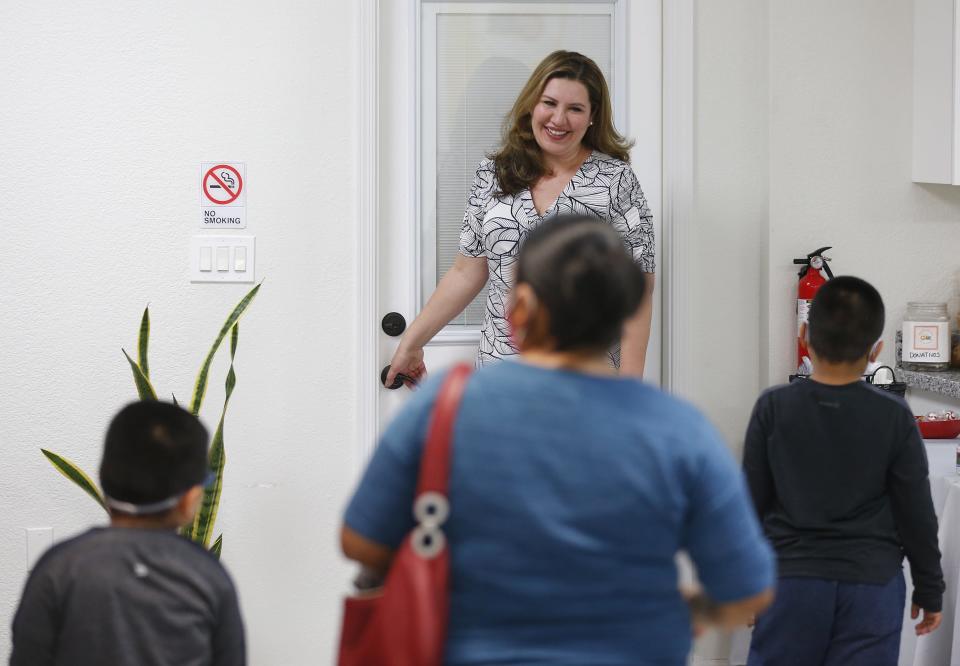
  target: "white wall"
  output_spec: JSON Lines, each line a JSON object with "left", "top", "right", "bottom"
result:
{"left": 692, "top": 0, "right": 960, "bottom": 440}
{"left": 688, "top": 3, "right": 769, "bottom": 661}
{"left": 766, "top": 0, "right": 960, "bottom": 384}
{"left": 0, "top": 2, "right": 359, "bottom": 663}
{"left": 689, "top": 0, "right": 769, "bottom": 448}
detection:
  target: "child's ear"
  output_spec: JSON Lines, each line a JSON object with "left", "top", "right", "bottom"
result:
{"left": 508, "top": 283, "right": 537, "bottom": 348}
{"left": 509, "top": 283, "right": 553, "bottom": 351}
{"left": 175, "top": 485, "right": 204, "bottom": 526}
{"left": 799, "top": 322, "right": 809, "bottom": 343}
{"left": 509, "top": 284, "right": 536, "bottom": 329}
{"left": 869, "top": 340, "right": 884, "bottom": 363}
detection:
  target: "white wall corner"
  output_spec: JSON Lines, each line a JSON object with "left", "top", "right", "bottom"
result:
{"left": 662, "top": 0, "right": 695, "bottom": 398}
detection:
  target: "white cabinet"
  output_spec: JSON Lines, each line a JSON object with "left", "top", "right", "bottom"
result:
{"left": 913, "top": 0, "right": 960, "bottom": 184}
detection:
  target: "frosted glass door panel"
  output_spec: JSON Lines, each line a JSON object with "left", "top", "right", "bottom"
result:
{"left": 422, "top": 5, "right": 616, "bottom": 328}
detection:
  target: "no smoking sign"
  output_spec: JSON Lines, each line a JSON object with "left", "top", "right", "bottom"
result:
{"left": 202, "top": 164, "right": 246, "bottom": 206}
{"left": 200, "top": 162, "right": 246, "bottom": 228}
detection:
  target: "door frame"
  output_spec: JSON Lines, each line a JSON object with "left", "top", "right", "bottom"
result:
{"left": 355, "top": 0, "right": 380, "bottom": 465}
{"left": 354, "top": 0, "right": 695, "bottom": 464}
{"left": 661, "top": 0, "right": 694, "bottom": 398}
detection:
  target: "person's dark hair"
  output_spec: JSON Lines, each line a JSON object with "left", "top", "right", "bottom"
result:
{"left": 808, "top": 276, "right": 885, "bottom": 363}
{"left": 99, "top": 401, "right": 209, "bottom": 511}
{"left": 515, "top": 215, "right": 646, "bottom": 352}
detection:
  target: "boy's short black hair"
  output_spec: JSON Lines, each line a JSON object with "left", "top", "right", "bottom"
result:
{"left": 99, "top": 401, "right": 209, "bottom": 510}
{"left": 516, "top": 215, "right": 646, "bottom": 352}
{"left": 808, "top": 276, "right": 885, "bottom": 363}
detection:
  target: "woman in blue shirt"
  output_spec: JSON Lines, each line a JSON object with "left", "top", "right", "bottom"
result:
{"left": 343, "top": 216, "right": 774, "bottom": 665}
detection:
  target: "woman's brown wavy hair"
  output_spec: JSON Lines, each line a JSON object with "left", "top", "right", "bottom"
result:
{"left": 490, "top": 50, "right": 633, "bottom": 197}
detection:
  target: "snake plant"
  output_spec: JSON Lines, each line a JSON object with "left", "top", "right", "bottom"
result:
{"left": 41, "top": 283, "right": 261, "bottom": 558}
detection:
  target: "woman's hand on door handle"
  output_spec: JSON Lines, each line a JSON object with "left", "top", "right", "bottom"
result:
{"left": 383, "top": 255, "right": 487, "bottom": 390}
{"left": 385, "top": 344, "right": 426, "bottom": 389}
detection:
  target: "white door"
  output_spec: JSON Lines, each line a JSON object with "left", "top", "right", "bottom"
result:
{"left": 374, "top": 0, "right": 662, "bottom": 433}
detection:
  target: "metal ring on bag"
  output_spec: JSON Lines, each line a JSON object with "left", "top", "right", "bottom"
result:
{"left": 413, "top": 491, "right": 450, "bottom": 527}
{"left": 411, "top": 524, "right": 446, "bottom": 559}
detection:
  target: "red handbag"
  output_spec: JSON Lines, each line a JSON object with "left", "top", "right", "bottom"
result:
{"left": 338, "top": 363, "right": 473, "bottom": 666}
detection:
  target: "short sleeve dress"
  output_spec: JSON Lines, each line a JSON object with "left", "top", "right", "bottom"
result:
{"left": 458, "top": 150, "right": 655, "bottom": 366}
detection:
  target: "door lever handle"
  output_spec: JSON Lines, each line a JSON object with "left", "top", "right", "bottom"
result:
{"left": 380, "top": 365, "right": 418, "bottom": 390}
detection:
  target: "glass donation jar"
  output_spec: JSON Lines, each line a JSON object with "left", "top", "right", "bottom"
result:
{"left": 902, "top": 302, "right": 950, "bottom": 371}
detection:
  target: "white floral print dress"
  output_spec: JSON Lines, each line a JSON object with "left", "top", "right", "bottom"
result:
{"left": 458, "top": 150, "right": 655, "bottom": 366}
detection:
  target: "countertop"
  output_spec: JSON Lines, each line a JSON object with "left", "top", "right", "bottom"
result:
{"left": 895, "top": 331, "right": 960, "bottom": 399}
{"left": 900, "top": 368, "right": 960, "bottom": 400}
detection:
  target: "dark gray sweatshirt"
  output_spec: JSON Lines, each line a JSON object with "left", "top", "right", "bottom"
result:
{"left": 10, "top": 526, "right": 245, "bottom": 666}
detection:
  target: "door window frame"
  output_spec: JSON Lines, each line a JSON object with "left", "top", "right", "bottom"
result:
{"left": 419, "top": 2, "right": 627, "bottom": 345}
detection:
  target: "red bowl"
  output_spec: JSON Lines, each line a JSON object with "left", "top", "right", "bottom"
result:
{"left": 917, "top": 418, "right": 960, "bottom": 439}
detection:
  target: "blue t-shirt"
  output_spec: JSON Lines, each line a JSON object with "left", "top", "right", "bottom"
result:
{"left": 345, "top": 361, "right": 774, "bottom": 665}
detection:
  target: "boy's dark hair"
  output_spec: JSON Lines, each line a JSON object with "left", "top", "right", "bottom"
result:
{"left": 99, "top": 401, "right": 209, "bottom": 511}
{"left": 808, "top": 276, "right": 885, "bottom": 363}
{"left": 516, "top": 215, "right": 646, "bottom": 352}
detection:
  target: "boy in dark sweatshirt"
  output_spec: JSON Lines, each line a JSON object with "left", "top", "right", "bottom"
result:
{"left": 10, "top": 401, "right": 245, "bottom": 666}
{"left": 744, "top": 276, "right": 944, "bottom": 665}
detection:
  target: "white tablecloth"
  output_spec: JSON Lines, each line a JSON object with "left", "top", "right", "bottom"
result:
{"left": 906, "top": 443, "right": 960, "bottom": 666}
{"left": 728, "top": 441, "right": 959, "bottom": 666}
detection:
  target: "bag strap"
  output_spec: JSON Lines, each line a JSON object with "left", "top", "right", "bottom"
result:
{"left": 416, "top": 363, "right": 473, "bottom": 498}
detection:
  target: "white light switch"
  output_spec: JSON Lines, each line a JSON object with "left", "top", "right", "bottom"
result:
{"left": 26, "top": 527, "right": 53, "bottom": 571}
{"left": 191, "top": 236, "right": 256, "bottom": 283}
{"left": 199, "top": 246, "right": 213, "bottom": 272}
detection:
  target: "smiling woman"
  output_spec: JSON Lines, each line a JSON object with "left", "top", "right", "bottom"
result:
{"left": 386, "top": 50, "right": 656, "bottom": 386}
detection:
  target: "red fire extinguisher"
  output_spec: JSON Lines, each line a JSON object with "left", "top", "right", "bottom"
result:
{"left": 793, "top": 247, "right": 833, "bottom": 374}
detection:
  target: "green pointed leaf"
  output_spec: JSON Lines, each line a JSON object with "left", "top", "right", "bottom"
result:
{"left": 191, "top": 417, "right": 226, "bottom": 547}
{"left": 210, "top": 534, "right": 223, "bottom": 559}
{"left": 189, "top": 283, "right": 260, "bottom": 417}
{"left": 138, "top": 306, "right": 150, "bottom": 380}
{"left": 230, "top": 320, "right": 238, "bottom": 357}
{"left": 41, "top": 449, "right": 107, "bottom": 512}
{"left": 122, "top": 349, "right": 157, "bottom": 401}
{"left": 191, "top": 323, "right": 240, "bottom": 547}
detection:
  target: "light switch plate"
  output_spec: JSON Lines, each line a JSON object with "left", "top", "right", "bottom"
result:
{"left": 191, "top": 235, "right": 255, "bottom": 283}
